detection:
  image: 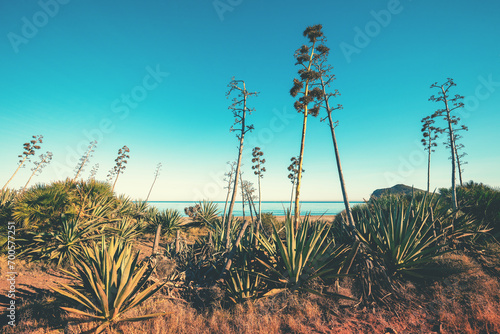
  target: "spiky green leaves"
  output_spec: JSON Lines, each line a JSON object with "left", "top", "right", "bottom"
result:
{"left": 354, "top": 193, "right": 451, "bottom": 277}
{"left": 151, "top": 208, "right": 183, "bottom": 237}
{"left": 256, "top": 214, "right": 349, "bottom": 295}
{"left": 53, "top": 237, "right": 166, "bottom": 333}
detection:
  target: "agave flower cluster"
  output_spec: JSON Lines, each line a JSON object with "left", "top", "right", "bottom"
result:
{"left": 290, "top": 25, "right": 330, "bottom": 117}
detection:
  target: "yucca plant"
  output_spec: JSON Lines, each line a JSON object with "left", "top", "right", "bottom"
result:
{"left": 354, "top": 193, "right": 449, "bottom": 277}
{"left": 53, "top": 237, "right": 166, "bottom": 333}
{"left": 257, "top": 214, "right": 349, "bottom": 296}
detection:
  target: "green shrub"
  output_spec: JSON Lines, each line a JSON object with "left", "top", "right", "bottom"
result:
{"left": 441, "top": 181, "right": 500, "bottom": 238}
{"left": 0, "top": 189, "right": 17, "bottom": 247}
{"left": 260, "top": 212, "right": 283, "bottom": 238}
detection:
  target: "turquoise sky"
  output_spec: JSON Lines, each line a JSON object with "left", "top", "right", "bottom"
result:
{"left": 1, "top": 0, "right": 499, "bottom": 201}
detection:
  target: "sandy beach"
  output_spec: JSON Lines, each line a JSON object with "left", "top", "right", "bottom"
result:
{"left": 180, "top": 214, "right": 338, "bottom": 225}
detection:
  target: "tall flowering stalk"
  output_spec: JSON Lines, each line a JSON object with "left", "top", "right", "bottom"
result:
{"left": 224, "top": 78, "right": 257, "bottom": 250}
{"left": 290, "top": 25, "right": 328, "bottom": 230}
{"left": 107, "top": 146, "right": 130, "bottom": 192}
{"left": 145, "top": 163, "right": 162, "bottom": 202}
{"left": 287, "top": 157, "right": 303, "bottom": 213}
{"left": 87, "top": 163, "right": 99, "bottom": 182}
{"left": 429, "top": 78, "right": 465, "bottom": 210}
{"left": 222, "top": 161, "right": 236, "bottom": 222}
{"left": 421, "top": 116, "right": 439, "bottom": 193}
{"left": 22, "top": 151, "right": 53, "bottom": 192}
{"left": 251, "top": 147, "right": 266, "bottom": 234}
{"left": 73, "top": 141, "right": 97, "bottom": 181}
{"left": 2, "top": 135, "right": 43, "bottom": 191}
{"left": 311, "top": 36, "right": 357, "bottom": 233}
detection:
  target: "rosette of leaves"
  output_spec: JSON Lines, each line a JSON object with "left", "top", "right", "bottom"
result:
{"left": 53, "top": 237, "right": 166, "bottom": 333}
{"left": 152, "top": 208, "right": 183, "bottom": 238}
{"left": 19, "top": 217, "right": 104, "bottom": 266}
{"left": 256, "top": 214, "right": 349, "bottom": 297}
{"left": 184, "top": 200, "right": 220, "bottom": 227}
{"left": 354, "top": 193, "right": 451, "bottom": 277}
{"left": 225, "top": 256, "right": 265, "bottom": 304}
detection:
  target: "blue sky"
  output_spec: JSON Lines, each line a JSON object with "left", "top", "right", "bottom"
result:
{"left": 1, "top": 0, "right": 499, "bottom": 201}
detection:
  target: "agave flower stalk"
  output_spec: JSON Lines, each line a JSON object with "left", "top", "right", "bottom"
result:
{"left": 145, "top": 162, "right": 162, "bottom": 202}
{"left": 107, "top": 145, "right": 130, "bottom": 192}
{"left": 87, "top": 163, "right": 100, "bottom": 182}
{"left": 290, "top": 25, "right": 327, "bottom": 230}
{"left": 22, "top": 151, "right": 53, "bottom": 192}
{"left": 287, "top": 157, "right": 304, "bottom": 213}
{"left": 74, "top": 141, "right": 97, "bottom": 181}
{"left": 421, "top": 116, "right": 439, "bottom": 193}
{"left": 222, "top": 161, "right": 236, "bottom": 222}
{"left": 225, "top": 79, "right": 257, "bottom": 250}
{"left": 2, "top": 135, "right": 43, "bottom": 191}
{"left": 429, "top": 79, "right": 465, "bottom": 210}
{"left": 450, "top": 128, "right": 468, "bottom": 187}
{"left": 318, "top": 72, "right": 356, "bottom": 234}
{"left": 240, "top": 169, "right": 246, "bottom": 221}
{"left": 251, "top": 147, "right": 266, "bottom": 239}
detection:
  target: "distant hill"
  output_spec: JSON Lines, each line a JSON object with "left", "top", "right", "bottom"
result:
{"left": 370, "top": 184, "right": 425, "bottom": 199}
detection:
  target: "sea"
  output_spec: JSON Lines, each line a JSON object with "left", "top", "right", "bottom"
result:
{"left": 147, "top": 201, "right": 364, "bottom": 217}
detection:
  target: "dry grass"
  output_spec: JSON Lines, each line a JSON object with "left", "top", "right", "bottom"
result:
{"left": 2, "top": 246, "right": 500, "bottom": 333}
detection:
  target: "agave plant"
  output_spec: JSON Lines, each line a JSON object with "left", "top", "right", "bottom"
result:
{"left": 129, "top": 200, "right": 152, "bottom": 223}
{"left": 53, "top": 237, "right": 166, "bottom": 333}
{"left": 154, "top": 209, "right": 183, "bottom": 238}
{"left": 185, "top": 200, "right": 220, "bottom": 227}
{"left": 257, "top": 214, "right": 349, "bottom": 296}
{"left": 206, "top": 216, "right": 242, "bottom": 253}
{"left": 225, "top": 259, "right": 265, "bottom": 304}
{"left": 106, "top": 217, "right": 144, "bottom": 244}
{"left": 20, "top": 217, "right": 104, "bottom": 266}
{"left": 354, "top": 193, "right": 450, "bottom": 277}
